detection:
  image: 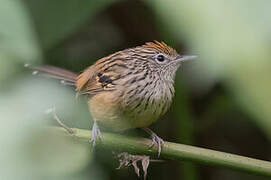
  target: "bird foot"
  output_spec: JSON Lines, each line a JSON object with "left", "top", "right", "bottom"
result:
{"left": 149, "top": 132, "right": 164, "bottom": 157}
{"left": 142, "top": 128, "right": 165, "bottom": 157}
{"left": 89, "top": 121, "right": 102, "bottom": 146}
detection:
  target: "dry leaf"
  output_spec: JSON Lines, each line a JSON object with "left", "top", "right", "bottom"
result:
{"left": 115, "top": 152, "right": 150, "bottom": 180}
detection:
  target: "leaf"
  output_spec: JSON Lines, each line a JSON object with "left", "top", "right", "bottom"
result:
{"left": 0, "top": 0, "right": 41, "bottom": 86}
{"left": 142, "top": 157, "right": 150, "bottom": 180}
{"left": 0, "top": 0, "right": 41, "bottom": 62}
{"left": 24, "top": 0, "right": 118, "bottom": 49}
{"left": 150, "top": 0, "right": 271, "bottom": 140}
{"left": 0, "top": 78, "right": 92, "bottom": 179}
{"left": 116, "top": 152, "right": 150, "bottom": 180}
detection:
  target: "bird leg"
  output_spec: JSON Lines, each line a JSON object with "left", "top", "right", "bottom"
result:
{"left": 90, "top": 120, "right": 102, "bottom": 146}
{"left": 142, "top": 127, "right": 164, "bottom": 157}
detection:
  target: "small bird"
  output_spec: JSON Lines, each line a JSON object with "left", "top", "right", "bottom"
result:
{"left": 27, "top": 41, "right": 196, "bottom": 156}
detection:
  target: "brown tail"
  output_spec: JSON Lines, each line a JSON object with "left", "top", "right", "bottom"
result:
{"left": 25, "top": 64, "right": 78, "bottom": 86}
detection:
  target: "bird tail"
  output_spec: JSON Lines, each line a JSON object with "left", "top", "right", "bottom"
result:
{"left": 25, "top": 64, "right": 78, "bottom": 86}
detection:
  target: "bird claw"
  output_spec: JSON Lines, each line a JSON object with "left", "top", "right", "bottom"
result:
{"left": 149, "top": 132, "right": 164, "bottom": 157}
{"left": 89, "top": 121, "right": 102, "bottom": 146}
{"left": 142, "top": 128, "right": 164, "bottom": 157}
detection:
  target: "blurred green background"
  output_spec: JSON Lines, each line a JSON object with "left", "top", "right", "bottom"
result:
{"left": 1, "top": 0, "right": 271, "bottom": 179}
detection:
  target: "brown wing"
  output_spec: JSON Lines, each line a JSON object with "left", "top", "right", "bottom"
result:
{"left": 75, "top": 66, "right": 102, "bottom": 94}
{"left": 75, "top": 55, "right": 128, "bottom": 95}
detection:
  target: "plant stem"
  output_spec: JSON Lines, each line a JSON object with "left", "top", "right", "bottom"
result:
{"left": 53, "top": 127, "right": 271, "bottom": 177}
{"left": 174, "top": 79, "right": 198, "bottom": 180}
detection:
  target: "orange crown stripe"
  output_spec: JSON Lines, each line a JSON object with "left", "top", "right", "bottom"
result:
{"left": 144, "top": 41, "right": 178, "bottom": 55}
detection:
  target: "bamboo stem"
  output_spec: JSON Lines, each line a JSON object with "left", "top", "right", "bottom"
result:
{"left": 53, "top": 127, "right": 271, "bottom": 177}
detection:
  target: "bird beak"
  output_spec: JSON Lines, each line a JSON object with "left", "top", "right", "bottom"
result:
{"left": 176, "top": 55, "right": 198, "bottom": 63}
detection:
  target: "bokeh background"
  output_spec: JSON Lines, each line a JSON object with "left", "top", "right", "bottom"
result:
{"left": 1, "top": 0, "right": 271, "bottom": 179}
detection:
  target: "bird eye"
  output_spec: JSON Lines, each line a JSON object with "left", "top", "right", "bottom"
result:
{"left": 156, "top": 54, "right": 165, "bottom": 63}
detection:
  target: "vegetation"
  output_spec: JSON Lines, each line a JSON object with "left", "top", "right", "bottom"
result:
{"left": 1, "top": 0, "right": 271, "bottom": 179}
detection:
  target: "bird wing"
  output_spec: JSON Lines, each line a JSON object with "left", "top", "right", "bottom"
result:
{"left": 76, "top": 56, "right": 127, "bottom": 95}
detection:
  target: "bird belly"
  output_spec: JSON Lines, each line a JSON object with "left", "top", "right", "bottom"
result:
{"left": 88, "top": 91, "right": 163, "bottom": 131}
{"left": 88, "top": 91, "right": 129, "bottom": 131}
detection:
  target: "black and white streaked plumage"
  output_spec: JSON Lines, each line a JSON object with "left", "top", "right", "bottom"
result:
{"left": 27, "top": 41, "right": 197, "bottom": 156}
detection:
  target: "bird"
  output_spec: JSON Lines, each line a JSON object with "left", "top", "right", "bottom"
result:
{"left": 27, "top": 41, "right": 197, "bottom": 156}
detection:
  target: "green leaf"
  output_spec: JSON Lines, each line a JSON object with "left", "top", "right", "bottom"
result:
{"left": 0, "top": 0, "right": 41, "bottom": 62}
{"left": 0, "top": 78, "right": 92, "bottom": 179}
{"left": 150, "top": 0, "right": 271, "bottom": 140}
{"left": 24, "top": 0, "right": 117, "bottom": 49}
{"left": 0, "top": 0, "right": 41, "bottom": 86}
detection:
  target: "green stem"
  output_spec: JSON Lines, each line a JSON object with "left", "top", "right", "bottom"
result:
{"left": 174, "top": 79, "right": 198, "bottom": 180}
{"left": 54, "top": 127, "right": 271, "bottom": 177}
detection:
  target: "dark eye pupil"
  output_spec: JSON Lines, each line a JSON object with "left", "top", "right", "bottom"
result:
{"left": 156, "top": 54, "right": 165, "bottom": 62}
